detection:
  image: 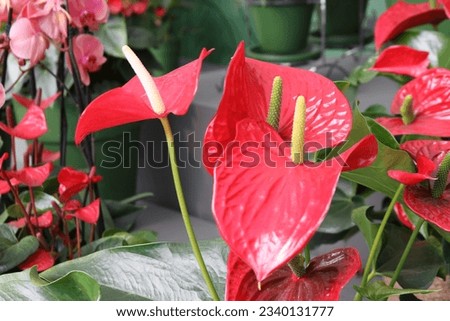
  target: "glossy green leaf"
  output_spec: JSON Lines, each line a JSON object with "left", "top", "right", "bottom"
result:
{"left": 340, "top": 108, "right": 415, "bottom": 198}
{"left": 127, "top": 26, "right": 154, "bottom": 50}
{"left": 5, "top": 204, "right": 24, "bottom": 219}
{"left": 0, "top": 236, "right": 39, "bottom": 274}
{"left": 351, "top": 206, "right": 378, "bottom": 250}
{"left": 0, "top": 267, "right": 100, "bottom": 300}
{"left": 0, "top": 224, "right": 17, "bottom": 243}
{"left": 377, "top": 225, "right": 445, "bottom": 289}
{"left": 42, "top": 240, "right": 228, "bottom": 301}
{"left": 362, "top": 104, "right": 390, "bottom": 118}
{"left": 354, "top": 280, "right": 436, "bottom": 301}
{"left": 334, "top": 80, "right": 351, "bottom": 93}
{"left": 20, "top": 191, "right": 59, "bottom": 213}
{"left": 366, "top": 118, "right": 399, "bottom": 150}
{"left": 96, "top": 16, "right": 127, "bottom": 58}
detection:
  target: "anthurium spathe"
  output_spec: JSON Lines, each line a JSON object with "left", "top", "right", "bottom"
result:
{"left": 213, "top": 118, "right": 376, "bottom": 282}
{"left": 226, "top": 248, "right": 361, "bottom": 301}
{"left": 58, "top": 166, "right": 102, "bottom": 202}
{"left": 8, "top": 210, "right": 53, "bottom": 229}
{"left": 75, "top": 48, "right": 212, "bottom": 144}
{"left": 374, "top": 1, "right": 446, "bottom": 50}
{"left": 18, "top": 248, "right": 55, "bottom": 272}
{"left": 391, "top": 140, "right": 450, "bottom": 231}
{"left": 0, "top": 105, "right": 47, "bottom": 139}
{"left": 376, "top": 68, "right": 450, "bottom": 137}
{"left": 66, "top": 199, "right": 100, "bottom": 224}
{"left": 370, "top": 45, "right": 430, "bottom": 78}
{"left": 203, "top": 42, "right": 352, "bottom": 175}
{"left": 5, "top": 162, "right": 53, "bottom": 187}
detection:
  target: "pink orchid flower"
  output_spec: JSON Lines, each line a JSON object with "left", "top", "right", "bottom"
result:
{"left": 67, "top": 34, "right": 107, "bottom": 86}
{"left": 68, "top": 0, "right": 109, "bottom": 31}
{"left": 9, "top": 17, "right": 49, "bottom": 66}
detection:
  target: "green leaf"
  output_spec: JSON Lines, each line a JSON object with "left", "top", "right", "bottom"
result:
{"left": 104, "top": 199, "right": 145, "bottom": 219}
{"left": 365, "top": 118, "right": 399, "bottom": 150}
{"left": 377, "top": 225, "right": 445, "bottom": 289}
{"left": 318, "top": 186, "right": 364, "bottom": 234}
{"left": 354, "top": 280, "right": 437, "bottom": 301}
{"left": 362, "top": 104, "right": 390, "bottom": 118}
{"left": 395, "top": 30, "right": 449, "bottom": 66}
{"left": 96, "top": 16, "right": 127, "bottom": 58}
{"left": 0, "top": 236, "right": 39, "bottom": 274}
{"left": 5, "top": 204, "right": 24, "bottom": 219}
{"left": 42, "top": 240, "right": 228, "bottom": 300}
{"left": 438, "top": 37, "right": 450, "bottom": 68}
{"left": 351, "top": 206, "right": 378, "bottom": 250}
{"left": 334, "top": 80, "right": 350, "bottom": 93}
{"left": 0, "top": 224, "right": 18, "bottom": 243}
{"left": 20, "top": 191, "right": 60, "bottom": 213}
{"left": 0, "top": 267, "right": 100, "bottom": 300}
{"left": 127, "top": 26, "right": 155, "bottom": 49}
{"left": 340, "top": 108, "right": 415, "bottom": 198}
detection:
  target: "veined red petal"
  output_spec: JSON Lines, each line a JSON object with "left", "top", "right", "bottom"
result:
{"left": 401, "top": 140, "right": 450, "bottom": 162}
{"left": 203, "top": 42, "right": 351, "bottom": 175}
{"left": 75, "top": 49, "right": 212, "bottom": 144}
{"left": 341, "top": 135, "right": 378, "bottom": 171}
{"left": 7, "top": 162, "right": 53, "bottom": 187}
{"left": 404, "top": 185, "right": 450, "bottom": 231}
{"left": 374, "top": 2, "right": 446, "bottom": 50}
{"left": 388, "top": 169, "right": 433, "bottom": 185}
{"left": 13, "top": 92, "right": 60, "bottom": 110}
{"left": 370, "top": 45, "right": 429, "bottom": 77}
{"left": 226, "top": 248, "right": 361, "bottom": 300}
{"left": 18, "top": 248, "right": 55, "bottom": 272}
{"left": 31, "top": 210, "right": 53, "bottom": 228}
{"left": 212, "top": 119, "right": 373, "bottom": 281}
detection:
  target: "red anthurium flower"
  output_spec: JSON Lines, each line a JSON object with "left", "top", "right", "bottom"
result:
{"left": 9, "top": 17, "right": 49, "bottom": 66}
{"left": 213, "top": 118, "right": 376, "bottom": 281}
{"left": 18, "top": 248, "right": 55, "bottom": 272}
{"left": 66, "top": 199, "right": 100, "bottom": 224}
{"left": 376, "top": 68, "right": 450, "bottom": 137}
{"left": 370, "top": 45, "right": 429, "bottom": 78}
{"left": 58, "top": 167, "right": 101, "bottom": 202}
{"left": 374, "top": 1, "right": 446, "bottom": 50}
{"left": 391, "top": 140, "right": 450, "bottom": 231}
{"left": 0, "top": 153, "right": 20, "bottom": 194}
{"left": 68, "top": 0, "right": 109, "bottom": 31}
{"left": 226, "top": 248, "right": 361, "bottom": 301}
{"left": 0, "top": 105, "right": 47, "bottom": 139}
{"left": 8, "top": 210, "right": 53, "bottom": 229}
{"left": 67, "top": 34, "right": 107, "bottom": 86}
{"left": 388, "top": 154, "right": 436, "bottom": 185}
{"left": 5, "top": 162, "right": 53, "bottom": 187}
{"left": 75, "top": 48, "right": 212, "bottom": 144}
{"left": 394, "top": 203, "right": 415, "bottom": 230}
{"left": 203, "top": 42, "right": 353, "bottom": 175}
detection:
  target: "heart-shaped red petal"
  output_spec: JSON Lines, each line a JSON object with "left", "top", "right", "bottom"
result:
{"left": 213, "top": 119, "right": 374, "bottom": 281}
{"left": 370, "top": 45, "right": 429, "bottom": 77}
{"left": 58, "top": 167, "right": 89, "bottom": 201}
{"left": 394, "top": 203, "right": 415, "bottom": 230}
{"left": 0, "top": 105, "right": 47, "bottom": 139}
{"left": 203, "top": 42, "right": 351, "bottom": 174}
{"left": 18, "top": 249, "right": 55, "bottom": 272}
{"left": 404, "top": 185, "right": 450, "bottom": 231}
{"left": 30, "top": 210, "right": 53, "bottom": 228}
{"left": 7, "top": 162, "right": 53, "bottom": 187}
{"left": 71, "top": 199, "right": 100, "bottom": 224}
{"left": 375, "top": 2, "right": 446, "bottom": 50}
{"left": 226, "top": 248, "right": 361, "bottom": 301}
{"left": 75, "top": 49, "right": 211, "bottom": 144}
{"left": 388, "top": 154, "right": 436, "bottom": 185}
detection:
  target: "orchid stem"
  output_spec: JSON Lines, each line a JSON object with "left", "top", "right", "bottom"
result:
{"left": 354, "top": 183, "right": 405, "bottom": 301}
{"left": 160, "top": 117, "right": 220, "bottom": 301}
{"left": 389, "top": 218, "right": 425, "bottom": 288}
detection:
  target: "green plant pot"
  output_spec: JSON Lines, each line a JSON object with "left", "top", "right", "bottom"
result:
{"left": 14, "top": 101, "right": 140, "bottom": 201}
{"left": 248, "top": 0, "right": 315, "bottom": 54}
{"left": 149, "top": 38, "right": 180, "bottom": 76}
{"left": 325, "top": 0, "right": 368, "bottom": 36}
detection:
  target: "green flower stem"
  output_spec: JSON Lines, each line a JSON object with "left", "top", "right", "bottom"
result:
{"left": 354, "top": 183, "right": 405, "bottom": 301}
{"left": 389, "top": 218, "right": 425, "bottom": 288}
{"left": 160, "top": 117, "right": 220, "bottom": 301}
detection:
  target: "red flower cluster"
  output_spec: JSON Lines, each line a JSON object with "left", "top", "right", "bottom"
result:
{"left": 108, "top": 0, "right": 149, "bottom": 17}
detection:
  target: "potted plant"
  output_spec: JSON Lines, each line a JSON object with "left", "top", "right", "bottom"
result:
{"left": 245, "top": 0, "right": 320, "bottom": 63}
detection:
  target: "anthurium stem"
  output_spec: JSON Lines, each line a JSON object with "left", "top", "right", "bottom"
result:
{"left": 287, "top": 255, "right": 306, "bottom": 278}
{"left": 160, "top": 117, "right": 220, "bottom": 301}
{"left": 431, "top": 152, "right": 450, "bottom": 199}
{"left": 354, "top": 184, "right": 405, "bottom": 301}
{"left": 266, "top": 76, "right": 282, "bottom": 130}
{"left": 291, "top": 96, "right": 307, "bottom": 165}
{"left": 400, "top": 94, "right": 414, "bottom": 125}
{"left": 389, "top": 218, "right": 425, "bottom": 288}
